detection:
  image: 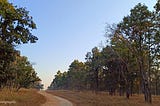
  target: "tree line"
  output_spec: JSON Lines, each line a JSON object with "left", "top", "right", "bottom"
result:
{"left": 48, "top": 1, "right": 160, "bottom": 103}
{"left": 0, "top": 0, "right": 42, "bottom": 91}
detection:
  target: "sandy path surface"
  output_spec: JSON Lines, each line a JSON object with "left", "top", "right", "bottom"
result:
{"left": 39, "top": 91, "right": 73, "bottom": 106}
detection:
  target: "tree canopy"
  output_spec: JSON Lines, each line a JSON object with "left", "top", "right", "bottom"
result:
{"left": 49, "top": 1, "right": 160, "bottom": 104}
{"left": 0, "top": 0, "right": 40, "bottom": 90}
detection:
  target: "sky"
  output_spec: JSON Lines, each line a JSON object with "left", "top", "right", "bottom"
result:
{"left": 9, "top": 0, "right": 157, "bottom": 89}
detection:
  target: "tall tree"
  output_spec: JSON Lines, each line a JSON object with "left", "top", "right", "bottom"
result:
{"left": 68, "top": 60, "right": 86, "bottom": 90}
{"left": 89, "top": 47, "right": 102, "bottom": 91}
{"left": 0, "top": 0, "right": 38, "bottom": 88}
{"left": 117, "top": 3, "right": 155, "bottom": 103}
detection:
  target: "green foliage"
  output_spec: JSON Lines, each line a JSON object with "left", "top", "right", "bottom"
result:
{"left": 0, "top": 0, "right": 40, "bottom": 90}
{"left": 0, "top": 0, "right": 37, "bottom": 44}
{"left": 11, "top": 54, "right": 40, "bottom": 90}
{"left": 0, "top": 40, "right": 15, "bottom": 87}
{"left": 155, "top": 0, "right": 160, "bottom": 12}
{"left": 49, "top": 60, "right": 87, "bottom": 90}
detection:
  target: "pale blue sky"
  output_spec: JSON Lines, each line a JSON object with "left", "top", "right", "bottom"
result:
{"left": 9, "top": 0, "right": 156, "bottom": 89}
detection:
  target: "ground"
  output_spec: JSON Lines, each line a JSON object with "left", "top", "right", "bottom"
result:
{"left": 0, "top": 88, "right": 46, "bottom": 106}
{"left": 1, "top": 89, "right": 160, "bottom": 106}
{"left": 39, "top": 90, "right": 73, "bottom": 106}
{"left": 47, "top": 90, "right": 160, "bottom": 106}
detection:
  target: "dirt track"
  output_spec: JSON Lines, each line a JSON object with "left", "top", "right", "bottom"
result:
{"left": 39, "top": 91, "right": 73, "bottom": 106}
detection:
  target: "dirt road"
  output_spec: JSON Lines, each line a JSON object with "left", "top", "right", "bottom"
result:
{"left": 39, "top": 91, "right": 73, "bottom": 106}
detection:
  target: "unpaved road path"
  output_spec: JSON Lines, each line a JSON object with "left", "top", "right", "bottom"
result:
{"left": 38, "top": 91, "right": 73, "bottom": 106}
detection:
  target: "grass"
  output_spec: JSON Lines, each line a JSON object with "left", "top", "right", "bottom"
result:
{"left": 0, "top": 88, "right": 46, "bottom": 106}
{"left": 47, "top": 90, "right": 160, "bottom": 106}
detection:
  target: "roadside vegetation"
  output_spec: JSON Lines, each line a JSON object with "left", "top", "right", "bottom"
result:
{"left": 0, "top": 0, "right": 42, "bottom": 90}
{"left": 0, "top": 88, "right": 46, "bottom": 106}
{"left": 47, "top": 90, "right": 160, "bottom": 106}
{"left": 0, "top": 0, "right": 44, "bottom": 105}
{"left": 49, "top": 0, "right": 160, "bottom": 104}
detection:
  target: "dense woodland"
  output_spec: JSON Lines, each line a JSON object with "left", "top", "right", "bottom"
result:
{"left": 0, "top": 0, "right": 42, "bottom": 90}
{"left": 49, "top": 1, "right": 160, "bottom": 103}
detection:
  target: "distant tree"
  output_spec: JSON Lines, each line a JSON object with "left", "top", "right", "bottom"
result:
{"left": 34, "top": 83, "right": 44, "bottom": 90}
{"left": 49, "top": 70, "right": 69, "bottom": 90}
{"left": 49, "top": 60, "right": 87, "bottom": 90}
{"left": 68, "top": 60, "right": 86, "bottom": 90}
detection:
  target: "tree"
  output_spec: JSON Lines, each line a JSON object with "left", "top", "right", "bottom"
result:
{"left": 68, "top": 60, "right": 86, "bottom": 90}
{"left": 117, "top": 3, "right": 155, "bottom": 103}
{"left": 101, "top": 46, "right": 119, "bottom": 95}
{"left": 0, "top": 41, "right": 16, "bottom": 88}
{"left": 155, "top": 0, "right": 160, "bottom": 12}
{"left": 0, "top": 0, "right": 38, "bottom": 88}
{"left": 10, "top": 52, "right": 41, "bottom": 91}
{"left": 49, "top": 1, "right": 160, "bottom": 103}
{"left": 85, "top": 47, "right": 103, "bottom": 92}
{"left": 0, "top": 0, "right": 38, "bottom": 44}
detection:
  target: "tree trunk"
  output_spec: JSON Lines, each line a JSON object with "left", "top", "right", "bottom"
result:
{"left": 126, "top": 84, "right": 130, "bottom": 99}
{"left": 95, "top": 67, "right": 99, "bottom": 91}
{"left": 155, "top": 79, "right": 158, "bottom": 95}
{"left": 139, "top": 35, "right": 152, "bottom": 103}
{"left": 140, "top": 60, "right": 152, "bottom": 103}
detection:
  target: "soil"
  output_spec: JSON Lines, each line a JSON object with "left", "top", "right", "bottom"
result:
{"left": 39, "top": 91, "right": 73, "bottom": 106}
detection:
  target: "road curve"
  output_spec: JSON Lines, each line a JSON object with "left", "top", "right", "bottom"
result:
{"left": 38, "top": 91, "right": 73, "bottom": 106}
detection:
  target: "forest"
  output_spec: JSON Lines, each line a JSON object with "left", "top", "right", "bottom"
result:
{"left": 48, "top": 1, "right": 160, "bottom": 103}
{"left": 0, "top": 0, "right": 42, "bottom": 91}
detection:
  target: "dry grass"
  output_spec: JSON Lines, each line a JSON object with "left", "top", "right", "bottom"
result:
{"left": 0, "top": 88, "right": 46, "bottom": 106}
{"left": 47, "top": 90, "right": 160, "bottom": 106}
